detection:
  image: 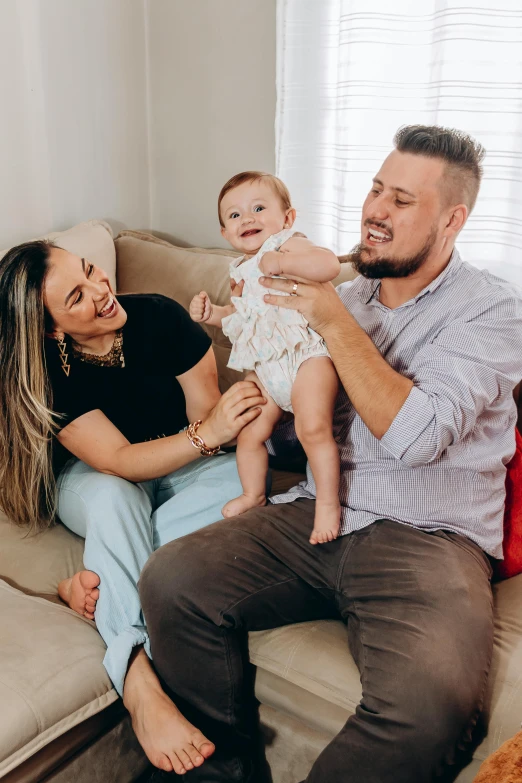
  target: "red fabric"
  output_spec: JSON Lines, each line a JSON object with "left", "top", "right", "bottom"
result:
{"left": 495, "top": 428, "right": 522, "bottom": 580}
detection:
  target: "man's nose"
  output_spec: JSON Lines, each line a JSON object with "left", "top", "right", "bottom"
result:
{"left": 365, "top": 194, "right": 389, "bottom": 223}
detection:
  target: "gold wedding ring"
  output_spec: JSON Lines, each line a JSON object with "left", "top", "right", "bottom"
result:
{"left": 291, "top": 282, "right": 298, "bottom": 295}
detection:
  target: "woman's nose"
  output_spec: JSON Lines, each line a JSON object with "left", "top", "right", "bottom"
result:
{"left": 92, "top": 280, "right": 109, "bottom": 298}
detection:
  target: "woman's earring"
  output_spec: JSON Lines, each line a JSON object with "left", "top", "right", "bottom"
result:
{"left": 57, "top": 335, "right": 70, "bottom": 377}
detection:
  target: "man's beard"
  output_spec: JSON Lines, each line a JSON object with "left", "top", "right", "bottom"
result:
{"left": 350, "top": 226, "right": 437, "bottom": 279}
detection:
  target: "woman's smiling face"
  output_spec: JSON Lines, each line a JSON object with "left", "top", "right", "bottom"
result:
{"left": 44, "top": 246, "right": 127, "bottom": 343}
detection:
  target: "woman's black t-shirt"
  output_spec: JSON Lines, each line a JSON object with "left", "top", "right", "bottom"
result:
{"left": 45, "top": 294, "right": 212, "bottom": 473}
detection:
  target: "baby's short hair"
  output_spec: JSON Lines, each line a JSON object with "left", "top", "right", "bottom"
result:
{"left": 218, "top": 171, "right": 292, "bottom": 227}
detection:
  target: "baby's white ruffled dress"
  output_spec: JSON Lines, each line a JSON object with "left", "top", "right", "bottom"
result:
{"left": 221, "top": 229, "right": 330, "bottom": 412}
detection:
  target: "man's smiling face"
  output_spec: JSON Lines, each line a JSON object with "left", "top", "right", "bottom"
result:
{"left": 352, "top": 150, "right": 448, "bottom": 279}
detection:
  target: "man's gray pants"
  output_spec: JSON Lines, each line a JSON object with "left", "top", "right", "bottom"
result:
{"left": 140, "top": 499, "right": 494, "bottom": 783}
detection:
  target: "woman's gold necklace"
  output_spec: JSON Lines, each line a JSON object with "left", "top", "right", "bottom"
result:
{"left": 72, "top": 329, "right": 125, "bottom": 368}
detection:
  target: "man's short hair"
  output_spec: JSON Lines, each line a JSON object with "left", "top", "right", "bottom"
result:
{"left": 393, "top": 125, "right": 485, "bottom": 214}
{"left": 218, "top": 171, "right": 292, "bottom": 227}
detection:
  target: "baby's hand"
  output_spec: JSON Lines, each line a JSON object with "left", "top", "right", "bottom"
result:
{"left": 230, "top": 278, "right": 245, "bottom": 298}
{"left": 259, "top": 251, "right": 281, "bottom": 277}
{"left": 189, "top": 291, "right": 213, "bottom": 322}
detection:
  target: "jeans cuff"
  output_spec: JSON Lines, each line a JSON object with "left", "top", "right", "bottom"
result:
{"left": 103, "top": 626, "right": 149, "bottom": 696}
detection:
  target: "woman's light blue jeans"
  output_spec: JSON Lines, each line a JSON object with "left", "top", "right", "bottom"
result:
{"left": 56, "top": 452, "right": 243, "bottom": 696}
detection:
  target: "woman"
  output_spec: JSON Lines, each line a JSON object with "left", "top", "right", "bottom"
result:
{"left": 0, "top": 239, "right": 265, "bottom": 776}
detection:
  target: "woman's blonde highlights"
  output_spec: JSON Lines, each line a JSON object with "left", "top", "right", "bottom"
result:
{"left": 0, "top": 240, "right": 59, "bottom": 532}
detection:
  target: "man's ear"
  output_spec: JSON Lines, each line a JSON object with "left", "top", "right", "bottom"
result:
{"left": 284, "top": 207, "right": 297, "bottom": 229}
{"left": 445, "top": 204, "right": 468, "bottom": 237}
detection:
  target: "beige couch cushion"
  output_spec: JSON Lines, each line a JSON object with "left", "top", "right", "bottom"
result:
{"left": 115, "top": 230, "right": 242, "bottom": 391}
{"left": 249, "top": 573, "right": 522, "bottom": 774}
{"left": 115, "top": 229, "right": 357, "bottom": 307}
{"left": 115, "top": 230, "right": 237, "bottom": 312}
{"left": 114, "top": 230, "right": 358, "bottom": 392}
{"left": 0, "top": 579, "right": 116, "bottom": 777}
{"left": 251, "top": 620, "right": 359, "bottom": 736}
{"left": 0, "top": 220, "right": 117, "bottom": 291}
{"left": 0, "top": 511, "right": 84, "bottom": 597}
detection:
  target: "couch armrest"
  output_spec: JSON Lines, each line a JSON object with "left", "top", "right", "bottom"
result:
{"left": 0, "top": 512, "right": 84, "bottom": 597}
{"left": 477, "top": 574, "right": 522, "bottom": 760}
{"left": 0, "top": 580, "right": 115, "bottom": 776}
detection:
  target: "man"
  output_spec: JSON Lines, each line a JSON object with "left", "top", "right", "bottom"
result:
{"left": 139, "top": 125, "right": 522, "bottom": 782}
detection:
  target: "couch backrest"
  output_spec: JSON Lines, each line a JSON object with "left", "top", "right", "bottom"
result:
{"left": 114, "top": 230, "right": 358, "bottom": 392}
{"left": 0, "top": 220, "right": 117, "bottom": 291}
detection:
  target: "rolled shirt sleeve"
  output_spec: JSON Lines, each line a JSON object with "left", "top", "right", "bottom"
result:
{"left": 380, "top": 294, "right": 522, "bottom": 467}
{"left": 380, "top": 385, "right": 437, "bottom": 464}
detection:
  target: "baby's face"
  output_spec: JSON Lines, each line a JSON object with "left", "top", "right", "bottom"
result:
{"left": 220, "top": 180, "right": 294, "bottom": 255}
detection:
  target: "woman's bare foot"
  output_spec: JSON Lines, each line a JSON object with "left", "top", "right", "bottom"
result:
{"left": 58, "top": 570, "right": 100, "bottom": 620}
{"left": 309, "top": 502, "right": 341, "bottom": 545}
{"left": 222, "top": 492, "right": 267, "bottom": 518}
{"left": 124, "top": 648, "right": 215, "bottom": 775}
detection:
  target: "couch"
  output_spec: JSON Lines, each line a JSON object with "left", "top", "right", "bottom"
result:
{"left": 1, "top": 220, "right": 521, "bottom": 783}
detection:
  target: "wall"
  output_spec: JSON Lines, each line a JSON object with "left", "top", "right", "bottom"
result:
{"left": 146, "top": 0, "right": 277, "bottom": 248}
{"left": 0, "top": 0, "right": 150, "bottom": 249}
{"left": 0, "top": 0, "right": 277, "bottom": 251}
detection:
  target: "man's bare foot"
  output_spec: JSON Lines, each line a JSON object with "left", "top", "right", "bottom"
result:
{"left": 124, "top": 648, "right": 215, "bottom": 775}
{"left": 309, "top": 502, "right": 341, "bottom": 545}
{"left": 222, "top": 493, "right": 266, "bottom": 518}
{"left": 58, "top": 571, "right": 100, "bottom": 620}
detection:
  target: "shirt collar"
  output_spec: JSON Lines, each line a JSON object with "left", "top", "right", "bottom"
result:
{"left": 357, "top": 248, "right": 462, "bottom": 306}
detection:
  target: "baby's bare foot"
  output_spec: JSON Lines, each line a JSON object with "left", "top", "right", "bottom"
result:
{"left": 309, "top": 503, "right": 341, "bottom": 545}
{"left": 222, "top": 493, "right": 266, "bottom": 518}
{"left": 125, "top": 665, "right": 215, "bottom": 774}
{"left": 58, "top": 570, "right": 100, "bottom": 620}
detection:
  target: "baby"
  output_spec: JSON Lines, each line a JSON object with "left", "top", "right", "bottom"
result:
{"left": 189, "top": 172, "right": 341, "bottom": 544}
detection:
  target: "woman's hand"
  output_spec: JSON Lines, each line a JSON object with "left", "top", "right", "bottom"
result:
{"left": 259, "top": 275, "right": 349, "bottom": 336}
{"left": 189, "top": 291, "right": 213, "bottom": 323}
{"left": 198, "top": 380, "right": 266, "bottom": 448}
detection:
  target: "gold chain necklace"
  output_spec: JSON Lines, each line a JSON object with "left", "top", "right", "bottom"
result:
{"left": 72, "top": 329, "right": 125, "bottom": 368}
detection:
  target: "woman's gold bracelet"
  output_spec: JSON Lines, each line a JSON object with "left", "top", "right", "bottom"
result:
{"left": 186, "top": 420, "right": 220, "bottom": 456}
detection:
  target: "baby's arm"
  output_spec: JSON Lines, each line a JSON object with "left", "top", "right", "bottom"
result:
{"left": 189, "top": 291, "right": 234, "bottom": 328}
{"left": 260, "top": 236, "right": 340, "bottom": 282}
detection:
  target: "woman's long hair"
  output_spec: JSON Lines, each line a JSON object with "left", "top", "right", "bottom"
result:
{"left": 0, "top": 240, "right": 59, "bottom": 532}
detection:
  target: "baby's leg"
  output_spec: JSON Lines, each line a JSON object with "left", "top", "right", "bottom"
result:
{"left": 292, "top": 357, "right": 340, "bottom": 544}
{"left": 222, "top": 372, "right": 283, "bottom": 518}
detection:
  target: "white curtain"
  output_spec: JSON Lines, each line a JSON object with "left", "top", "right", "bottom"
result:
{"left": 276, "top": 0, "right": 522, "bottom": 285}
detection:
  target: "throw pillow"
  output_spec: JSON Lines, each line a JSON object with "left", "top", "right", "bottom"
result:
{"left": 495, "top": 428, "right": 522, "bottom": 580}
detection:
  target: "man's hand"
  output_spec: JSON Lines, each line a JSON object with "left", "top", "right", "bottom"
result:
{"left": 189, "top": 291, "right": 213, "bottom": 323}
{"left": 259, "top": 275, "right": 349, "bottom": 336}
{"left": 259, "top": 251, "right": 282, "bottom": 277}
{"left": 261, "top": 273, "right": 413, "bottom": 441}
